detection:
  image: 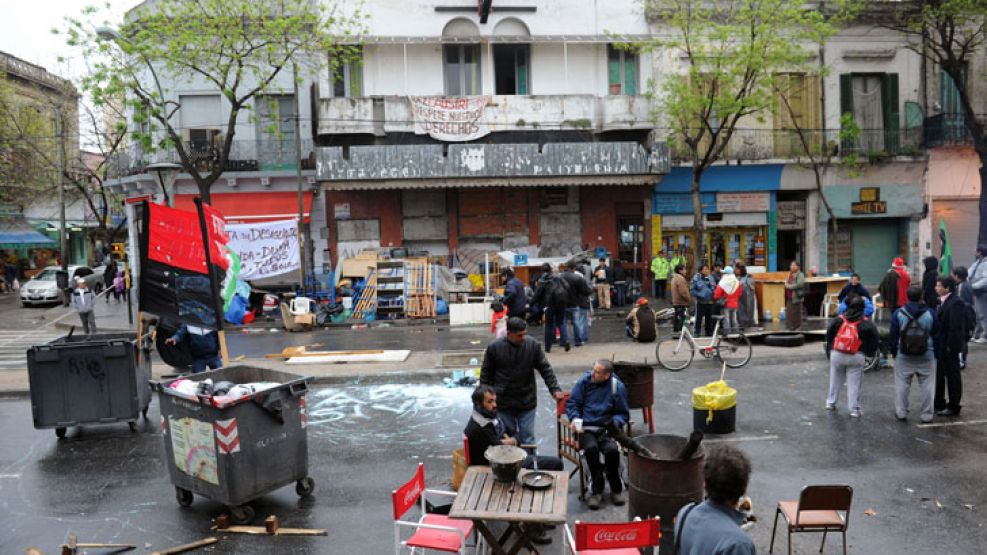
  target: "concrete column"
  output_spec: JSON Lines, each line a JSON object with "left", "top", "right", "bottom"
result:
{"left": 806, "top": 190, "right": 821, "bottom": 272}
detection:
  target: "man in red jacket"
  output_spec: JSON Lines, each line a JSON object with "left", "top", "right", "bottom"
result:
{"left": 892, "top": 257, "right": 911, "bottom": 309}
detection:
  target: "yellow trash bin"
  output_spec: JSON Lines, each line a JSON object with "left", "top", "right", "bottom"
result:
{"left": 691, "top": 380, "right": 737, "bottom": 434}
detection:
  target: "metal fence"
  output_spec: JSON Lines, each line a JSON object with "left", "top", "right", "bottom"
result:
{"left": 109, "top": 138, "right": 315, "bottom": 177}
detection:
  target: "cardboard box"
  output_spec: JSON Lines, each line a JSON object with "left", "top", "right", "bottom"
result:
{"left": 294, "top": 313, "right": 315, "bottom": 326}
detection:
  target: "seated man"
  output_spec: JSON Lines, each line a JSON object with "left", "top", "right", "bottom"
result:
{"left": 625, "top": 297, "right": 657, "bottom": 342}
{"left": 565, "top": 359, "right": 630, "bottom": 510}
{"left": 464, "top": 384, "right": 564, "bottom": 471}
{"left": 674, "top": 445, "right": 755, "bottom": 554}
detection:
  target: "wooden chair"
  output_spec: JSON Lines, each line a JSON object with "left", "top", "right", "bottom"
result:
{"left": 564, "top": 517, "right": 660, "bottom": 554}
{"left": 392, "top": 463, "right": 476, "bottom": 554}
{"left": 770, "top": 485, "right": 853, "bottom": 555}
{"left": 556, "top": 393, "right": 587, "bottom": 500}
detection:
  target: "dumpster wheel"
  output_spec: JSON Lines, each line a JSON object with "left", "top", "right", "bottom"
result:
{"left": 175, "top": 487, "right": 194, "bottom": 507}
{"left": 230, "top": 505, "right": 255, "bottom": 524}
{"left": 296, "top": 477, "right": 315, "bottom": 498}
{"left": 55, "top": 427, "right": 67, "bottom": 439}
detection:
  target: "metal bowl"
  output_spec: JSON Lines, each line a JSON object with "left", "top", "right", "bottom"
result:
{"left": 484, "top": 445, "right": 527, "bottom": 482}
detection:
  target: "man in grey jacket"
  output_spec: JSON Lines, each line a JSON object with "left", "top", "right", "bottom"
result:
{"left": 70, "top": 277, "right": 97, "bottom": 337}
{"left": 480, "top": 317, "right": 564, "bottom": 448}
{"left": 968, "top": 246, "right": 987, "bottom": 343}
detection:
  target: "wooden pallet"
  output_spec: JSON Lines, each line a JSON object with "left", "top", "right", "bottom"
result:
{"left": 350, "top": 270, "right": 377, "bottom": 320}
{"left": 406, "top": 262, "right": 436, "bottom": 318}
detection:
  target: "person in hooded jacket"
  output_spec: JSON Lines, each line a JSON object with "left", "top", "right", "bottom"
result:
{"left": 825, "top": 296, "right": 880, "bottom": 417}
{"left": 532, "top": 263, "right": 571, "bottom": 352}
{"left": 166, "top": 324, "right": 222, "bottom": 373}
{"left": 714, "top": 266, "right": 742, "bottom": 333}
{"left": 838, "top": 273, "right": 871, "bottom": 302}
{"left": 887, "top": 285, "right": 939, "bottom": 423}
{"left": 892, "top": 257, "right": 911, "bottom": 307}
{"left": 922, "top": 256, "right": 940, "bottom": 309}
{"left": 501, "top": 268, "right": 527, "bottom": 320}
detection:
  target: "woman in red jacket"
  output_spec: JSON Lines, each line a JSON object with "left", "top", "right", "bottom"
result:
{"left": 714, "top": 266, "right": 743, "bottom": 334}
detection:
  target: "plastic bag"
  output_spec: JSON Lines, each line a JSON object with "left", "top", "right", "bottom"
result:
{"left": 11, "top": 278, "right": 19, "bottom": 291}
{"left": 451, "top": 447, "right": 468, "bottom": 491}
{"left": 691, "top": 380, "right": 737, "bottom": 424}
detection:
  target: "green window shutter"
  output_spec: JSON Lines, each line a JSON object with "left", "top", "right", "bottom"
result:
{"left": 881, "top": 73, "right": 900, "bottom": 153}
{"left": 839, "top": 74, "right": 853, "bottom": 118}
{"left": 624, "top": 55, "right": 637, "bottom": 95}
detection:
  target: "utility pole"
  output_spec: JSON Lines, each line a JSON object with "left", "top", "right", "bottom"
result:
{"left": 292, "top": 61, "right": 307, "bottom": 293}
{"left": 54, "top": 105, "right": 67, "bottom": 271}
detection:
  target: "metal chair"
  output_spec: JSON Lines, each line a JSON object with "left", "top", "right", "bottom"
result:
{"left": 556, "top": 393, "right": 588, "bottom": 501}
{"left": 564, "top": 517, "right": 660, "bottom": 554}
{"left": 392, "top": 462, "right": 476, "bottom": 554}
{"left": 770, "top": 484, "right": 853, "bottom": 555}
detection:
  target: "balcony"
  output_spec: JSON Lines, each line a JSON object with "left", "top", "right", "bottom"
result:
{"left": 108, "top": 138, "right": 316, "bottom": 178}
{"left": 923, "top": 114, "right": 984, "bottom": 148}
{"left": 668, "top": 128, "right": 924, "bottom": 164}
{"left": 317, "top": 95, "right": 655, "bottom": 137}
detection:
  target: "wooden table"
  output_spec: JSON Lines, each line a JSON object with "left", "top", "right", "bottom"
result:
{"left": 450, "top": 467, "right": 568, "bottom": 555}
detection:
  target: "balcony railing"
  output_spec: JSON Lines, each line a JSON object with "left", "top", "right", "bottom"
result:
{"left": 923, "top": 114, "right": 985, "bottom": 148}
{"left": 668, "top": 127, "right": 924, "bottom": 163}
{"left": 109, "top": 138, "right": 316, "bottom": 178}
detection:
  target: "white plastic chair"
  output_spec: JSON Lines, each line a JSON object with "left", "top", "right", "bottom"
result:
{"left": 290, "top": 296, "right": 314, "bottom": 315}
{"left": 821, "top": 293, "right": 840, "bottom": 318}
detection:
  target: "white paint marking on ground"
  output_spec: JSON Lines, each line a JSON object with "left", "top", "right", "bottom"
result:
{"left": 0, "top": 474, "right": 21, "bottom": 479}
{"left": 704, "top": 434, "right": 780, "bottom": 443}
{"left": 916, "top": 419, "right": 987, "bottom": 429}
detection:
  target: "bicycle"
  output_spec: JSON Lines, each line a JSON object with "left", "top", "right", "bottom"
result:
{"left": 656, "top": 314, "right": 752, "bottom": 371}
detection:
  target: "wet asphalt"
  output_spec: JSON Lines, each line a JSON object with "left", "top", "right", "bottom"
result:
{"left": 3, "top": 349, "right": 987, "bottom": 554}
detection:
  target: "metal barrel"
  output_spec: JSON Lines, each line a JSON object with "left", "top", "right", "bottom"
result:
{"left": 626, "top": 434, "right": 705, "bottom": 553}
{"left": 613, "top": 362, "right": 654, "bottom": 409}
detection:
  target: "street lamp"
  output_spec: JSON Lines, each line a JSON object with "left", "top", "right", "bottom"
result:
{"left": 146, "top": 162, "right": 183, "bottom": 207}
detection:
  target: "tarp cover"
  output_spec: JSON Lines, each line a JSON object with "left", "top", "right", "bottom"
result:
{"left": 0, "top": 218, "right": 55, "bottom": 249}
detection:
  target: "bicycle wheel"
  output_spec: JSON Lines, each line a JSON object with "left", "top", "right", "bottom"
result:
{"left": 716, "top": 333, "right": 752, "bottom": 368}
{"left": 657, "top": 334, "right": 694, "bottom": 371}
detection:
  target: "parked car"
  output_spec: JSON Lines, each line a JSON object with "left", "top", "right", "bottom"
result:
{"left": 20, "top": 265, "right": 105, "bottom": 307}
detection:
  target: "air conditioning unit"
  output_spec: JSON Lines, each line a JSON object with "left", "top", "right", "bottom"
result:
{"left": 260, "top": 176, "right": 271, "bottom": 187}
{"left": 226, "top": 177, "right": 237, "bottom": 188}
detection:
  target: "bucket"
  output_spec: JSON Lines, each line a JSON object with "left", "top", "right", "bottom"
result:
{"left": 627, "top": 434, "right": 705, "bottom": 553}
{"left": 691, "top": 381, "right": 737, "bottom": 434}
{"left": 342, "top": 297, "right": 353, "bottom": 310}
{"left": 613, "top": 362, "right": 654, "bottom": 409}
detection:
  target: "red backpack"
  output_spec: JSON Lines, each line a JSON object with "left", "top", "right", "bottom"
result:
{"left": 833, "top": 316, "right": 862, "bottom": 354}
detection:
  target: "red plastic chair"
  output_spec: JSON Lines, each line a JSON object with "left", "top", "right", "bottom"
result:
{"left": 392, "top": 462, "right": 475, "bottom": 554}
{"left": 463, "top": 435, "right": 471, "bottom": 465}
{"left": 564, "top": 517, "right": 661, "bottom": 554}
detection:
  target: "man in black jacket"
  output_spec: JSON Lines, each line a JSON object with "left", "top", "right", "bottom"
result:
{"left": 464, "top": 385, "right": 564, "bottom": 470}
{"left": 532, "top": 264, "right": 571, "bottom": 352}
{"left": 934, "top": 275, "right": 968, "bottom": 416}
{"left": 561, "top": 265, "right": 593, "bottom": 346}
{"left": 501, "top": 268, "right": 527, "bottom": 319}
{"left": 922, "top": 256, "right": 940, "bottom": 309}
{"left": 480, "top": 317, "right": 564, "bottom": 448}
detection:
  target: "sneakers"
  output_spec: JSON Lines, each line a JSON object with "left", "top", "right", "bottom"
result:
{"left": 936, "top": 408, "right": 959, "bottom": 417}
{"left": 587, "top": 494, "right": 603, "bottom": 510}
{"left": 611, "top": 491, "right": 627, "bottom": 506}
{"left": 974, "top": 338, "right": 987, "bottom": 344}
{"left": 825, "top": 403, "right": 836, "bottom": 411}
{"left": 850, "top": 409, "right": 862, "bottom": 418}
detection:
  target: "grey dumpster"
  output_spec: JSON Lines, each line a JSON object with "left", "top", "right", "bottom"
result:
{"left": 152, "top": 365, "right": 314, "bottom": 524}
{"left": 27, "top": 332, "right": 152, "bottom": 438}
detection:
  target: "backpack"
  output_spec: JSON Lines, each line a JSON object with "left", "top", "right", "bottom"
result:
{"left": 548, "top": 275, "right": 570, "bottom": 307}
{"left": 899, "top": 309, "right": 930, "bottom": 356}
{"left": 833, "top": 317, "right": 862, "bottom": 354}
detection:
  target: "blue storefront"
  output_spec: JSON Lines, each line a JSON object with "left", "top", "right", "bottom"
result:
{"left": 653, "top": 165, "right": 787, "bottom": 271}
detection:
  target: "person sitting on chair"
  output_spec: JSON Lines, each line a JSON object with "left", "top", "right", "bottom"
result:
{"left": 565, "top": 359, "right": 630, "bottom": 510}
{"left": 625, "top": 297, "right": 657, "bottom": 342}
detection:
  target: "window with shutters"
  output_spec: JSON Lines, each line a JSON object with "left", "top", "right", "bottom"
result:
{"left": 839, "top": 73, "right": 899, "bottom": 154}
{"left": 494, "top": 44, "right": 530, "bottom": 95}
{"left": 940, "top": 66, "right": 967, "bottom": 142}
{"left": 773, "top": 73, "right": 821, "bottom": 158}
{"left": 444, "top": 44, "right": 481, "bottom": 96}
{"left": 607, "top": 45, "right": 638, "bottom": 96}
{"left": 329, "top": 46, "right": 363, "bottom": 98}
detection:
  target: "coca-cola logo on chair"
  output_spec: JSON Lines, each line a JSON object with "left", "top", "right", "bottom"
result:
{"left": 594, "top": 530, "right": 639, "bottom": 543}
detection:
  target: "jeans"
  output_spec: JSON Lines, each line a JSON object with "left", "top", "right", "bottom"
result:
{"left": 694, "top": 303, "right": 714, "bottom": 336}
{"left": 894, "top": 354, "right": 935, "bottom": 421}
{"left": 974, "top": 293, "right": 987, "bottom": 339}
{"left": 614, "top": 282, "right": 627, "bottom": 307}
{"left": 78, "top": 311, "right": 97, "bottom": 336}
{"left": 722, "top": 308, "right": 739, "bottom": 333}
{"left": 827, "top": 350, "right": 865, "bottom": 411}
{"left": 935, "top": 349, "right": 963, "bottom": 413}
{"left": 498, "top": 408, "right": 537, "bottom": 450}
{"left": 191, "top": 355, "right": 223, "bottom": 374}
{"left": 544, "top": 306, "right": 569, "bottom": 351}
{"left": 580, "top": 430, "right": 622, "bottom": 495}
{"left": 654, "top": 279, "right": 667, "bottom": 300}
{"left": 566, "top": 307, "right": 584, "bottom": 346}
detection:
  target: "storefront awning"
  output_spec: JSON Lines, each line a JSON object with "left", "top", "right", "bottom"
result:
{"left": 323, "top": 175, "right": 656, "bottom": 191}
{"left": 656, "top": 165, "right": 784, "bottom": 193}
{"left": 174, "top": 192, "right": 314, "bottom": 224}
{"left": 0, "top": 218, "right": 56, "bottom": 249}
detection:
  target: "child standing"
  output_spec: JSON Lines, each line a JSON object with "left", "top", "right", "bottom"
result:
{"left": 113, "top": 271, "right": 126, "bottom": 303}
{"left": 490, "top": 301, "right": 508, "bottom": 338}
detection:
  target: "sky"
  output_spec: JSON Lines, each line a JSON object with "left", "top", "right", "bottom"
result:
{"left": 0, "top": 0, "right": 139, "bottom": 79}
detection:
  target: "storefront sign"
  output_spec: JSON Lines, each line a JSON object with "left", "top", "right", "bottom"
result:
{"left": 409, "top": 96, "right": 491, "bottom": 142}
{"left": 851, "top": 187, "right": 887, "bottom": 214}
{"left": 651, "top": 215, "right": 662, "bottom": 253}
{"left": 226, "top": 220, "right": 300, "bottom": 279}
{"left": 716, "top": 192, "right": 770, "bottom": 213}
{"left": 653, "top": 193, "right": 715, "bottom": 215}
{"left": 776, "top": 201, "right": 806, "bottom": 230}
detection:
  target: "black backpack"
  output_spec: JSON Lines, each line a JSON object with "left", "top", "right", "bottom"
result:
{"left": 899, "top": 309, "right": 930, "bottom": 356}
{"left": 548, "top": 275, "right": 570, "bottom": 307}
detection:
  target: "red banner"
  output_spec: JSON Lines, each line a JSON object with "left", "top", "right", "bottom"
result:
{"left": 147, "top": 203, "right": 229, "bottom": 273}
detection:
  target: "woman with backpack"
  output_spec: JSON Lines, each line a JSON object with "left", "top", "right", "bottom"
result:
{"left": 825, "top": 296, "right": 880, "bottom": 417}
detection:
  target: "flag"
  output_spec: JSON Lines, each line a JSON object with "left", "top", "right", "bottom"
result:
{"left": 939, "top": 217, "right": 953, "bottom": 275}
{"left": 138, "top": 201, "right": 231, "bottom": 330}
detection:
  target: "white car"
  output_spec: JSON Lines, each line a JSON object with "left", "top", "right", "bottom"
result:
{"left": 20, "top": 265, "right": 105, "bottom": 306}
